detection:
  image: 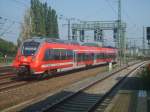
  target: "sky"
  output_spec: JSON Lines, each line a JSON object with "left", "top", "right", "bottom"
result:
{"left": 0, "top": 0, "right": 150, "bottom": 48}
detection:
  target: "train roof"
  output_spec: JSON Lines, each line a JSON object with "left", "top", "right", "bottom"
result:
{"left": 23, "top": 37, "right": 45, "bottom": 43}
{"left": 45, "top": 38, "right": 80, "bottom": 45}
{"left": 23, "top": 37, "right": 117, "bottom": 53}
{"left": 23, "top": 37, "right": 80, "bottom": 45}
{"left": 82, "top": 42, "right": 99, "bottom": 47}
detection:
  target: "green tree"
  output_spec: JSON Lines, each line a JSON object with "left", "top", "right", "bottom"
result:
{"left": 51, "top": 9, "right": 59, "bottom": 38}
{"left": 30, "top": 0, "right": 59, "bottom": 38}
{"left": 19, "top": 0, "right": 59, "bottom": 43}
{"left": 31, "top": 0, "right": 41, "bottom": 36}
{"left": 45, "top": 5, "right": 51, "bottom": 36}
{"left": 0, "top": 38, "right": 17, "bottom": 56}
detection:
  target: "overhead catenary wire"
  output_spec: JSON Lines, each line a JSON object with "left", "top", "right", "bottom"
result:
{"left": 105, "top": 0, "right": 141, "bottom": 32}
{"left": 9, "top": 0, "right": 29, "bottom": 7}
{"left": 0, "top": 18, "right": 8, "bottom": 31}
{"left": 0, "top": 16, "right": 23, "bottom": 37}
{"left": 0, "top": 16, "right": 22, "bottom": 25}
{"left": 0, "top": 22, "right": 15, "bottom": 37}
{"left": 104, "top": 0, "right": 117, "bottom": 15}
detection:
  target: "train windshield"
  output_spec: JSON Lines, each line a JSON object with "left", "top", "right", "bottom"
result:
{"left": 22, "top": 41, "right": 40, "bottom": 56}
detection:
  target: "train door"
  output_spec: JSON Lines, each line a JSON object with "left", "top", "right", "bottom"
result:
{"left": 73, "top": 51, "right": 77, "bottom": 68}
{"left": 93, "top": 53, "right": 97, "bottom": 64}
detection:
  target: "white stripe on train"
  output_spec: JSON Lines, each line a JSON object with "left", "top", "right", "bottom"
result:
{"left": 41, "top": 62, "right": 73, "bottom": 68}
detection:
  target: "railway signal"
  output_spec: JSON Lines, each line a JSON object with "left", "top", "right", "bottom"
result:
{"left": 72, "top": 29, "right": 77, "bottom": 40}
{"left": 146, "top": 27, "right": 150, "bottom": 45}
{"left": 94, "top": 29, "right": 103, "bottom": 42}
{"left": 79, "top": 30, "right": 84, "bottom": 42}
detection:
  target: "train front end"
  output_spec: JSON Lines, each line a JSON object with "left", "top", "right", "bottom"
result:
{"left": 13, "top": 39, "right": 42, "bottom": 77}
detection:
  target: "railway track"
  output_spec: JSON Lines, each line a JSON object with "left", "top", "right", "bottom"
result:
{"left": 0, "top": 63, "right": 113, "bottom": 93}
{"left": 0, "top": 74, "right": 16, "bottom": 80}
{"left": 0, "top": 65, "right": 16, "bottom": 79}
{"left": 0, "top": 65, "right": 13, "bottom": 73}
{"left": 0, "top": 81, "right": 28, "bottom": 92}
{"left": 0, "top": 65, "right": 28, "bottom": 92}
{"left": 0, "top": 63, "right": 109, "bottom": 93}
{"left": 21, "top": 61, "right": 146, "bottom": 112}
{"left": 0, "top": 77, "right": 39, "bottom": 92}
{"left": 0, "top": 75, "right": 37, "bottom": 93}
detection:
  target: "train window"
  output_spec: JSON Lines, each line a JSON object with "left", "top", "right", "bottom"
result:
{"left": 77, "top": 54, "right": 79, "bottom": 62}
{"left": 60, "top": 49, "right": 66, "bottom": 60}
{"left": 67, "top": 50, "right": 73, "bottom": 59}
{"left": 77, "top": 53, "right": 94, "bottom": 61}
{"left": 108, "top": 54, "right": 110, "bottom": 58}
{"left": 111, "top": 53, "right": 116, "bottom": 59}
{"left": 53, "top": 49, "right": 60, "bottom": 60}
{"left": 88, "top": 53, "right": 93, "bottom": 60}
{"left": 77, "top": 53, "right": 82, "bottom": 62}
{"left": 77, "top": 53, "right": 80, "bottom": 62}
{"left": 81, "top": 53, "right": 84, "bottom": 61}
{"left": 106, "top": 54, "right": 109, "bottom": 58}
{"left": 44, "top": 49, "right": 73, "bottom": 61}
{"left": 49, "top": 49, "right": 55, "bottom": 60}
{"left": 56, "top": 49, "right": 73, "bottom": 60}
{"left": 110, "top": 54, "right": 113, "bottom": 58}
{"left": 96, "top": 53, "right": 98, "bottom": 59}
{"left": 92, "top": 53, "right": 94, "bottom": 60}
{"left": 82, "top": 53, "right": 89, "bottom": 61}
{"left": 102, "top": 53, "right": 105, "bottom": 58}
{"left": 109, "top": 54, "right": 111, "bottom": 58}
{"left": 82, "top": 53, "right": 85, "bottom": 61}
{"left": 84, "top": 53, "right": 89, "bottom": 60}
{"left": 103, "top": 53, "right": 106, "bottom": 59}
{"left": 96, "top": 53, "right": 103, "bottom": 59}
{"left": 22, "top": 42, "right": 40, "bottom": 56}
{"left": 44, "top": 49, "right": 54, "bottom": 60}
{"left": 44, "top": 49, "right": 50, "bottom": 60}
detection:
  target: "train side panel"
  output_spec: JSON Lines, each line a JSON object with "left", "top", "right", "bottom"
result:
{"left": 12, "top": 38, "right": 118, "bottom": 77}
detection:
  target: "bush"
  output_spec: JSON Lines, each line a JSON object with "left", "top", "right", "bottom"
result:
{"left": 0, "top": 38, "right": 17, "bottom": 57}
{"left": 139, "top": 66, "right": 150, "bottom": 90}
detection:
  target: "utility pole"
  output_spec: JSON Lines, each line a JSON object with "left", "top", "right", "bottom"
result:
{"left": 123, "top": 29, "right": 126, "bottom": 64}
{"left": 143, "top": 26, "right": 145, "bottom": 55}
{"left": 118, "top": 0, "right": 122, "bottom": 65}
{"left": 68, "top": 19, "right": 71, "bottom": 40}
{"left": 134, "top": 40, "right": 136, "bottom": 60}
{"left": 129, "top": 40, "right": 132, "bottom": 59}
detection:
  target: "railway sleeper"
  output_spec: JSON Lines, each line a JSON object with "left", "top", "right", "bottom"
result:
{"left": 60, "top": 102, "right": 92, "bottom": 107}
{"left": 67, "top": 98, "right": 99, "bottom": 104}
{"left": 52, "top": 106, "right": 88, "bottom": 112}
{"left": 67, "top": 100, "right": 97, "bottom": 105}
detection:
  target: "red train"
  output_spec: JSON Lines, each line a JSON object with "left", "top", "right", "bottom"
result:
{"left": 13, "top": 37, "right": 117, "bottom": 78}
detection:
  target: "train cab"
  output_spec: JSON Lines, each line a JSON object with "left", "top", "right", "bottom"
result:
{"left": 13, "top": 38, "right": 43, "bottom": 76}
